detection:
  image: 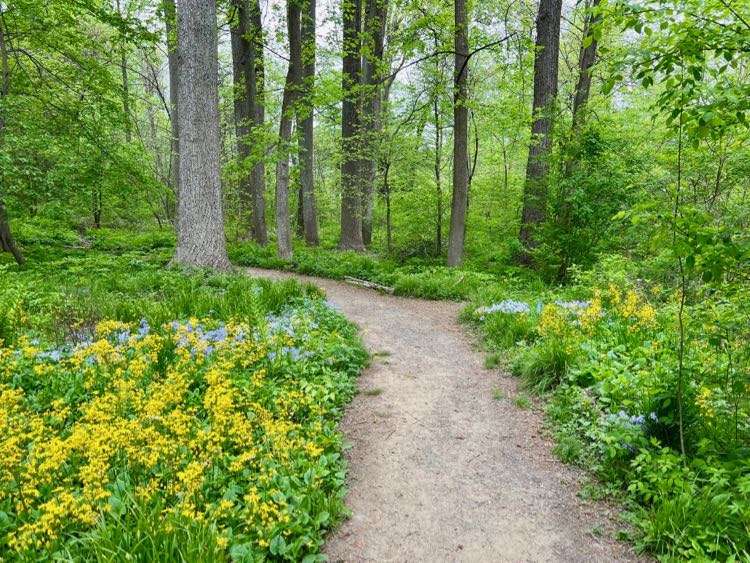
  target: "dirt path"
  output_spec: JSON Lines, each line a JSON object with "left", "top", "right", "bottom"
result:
{"left": 248, "top": 268, "right": 640, "bottom": 562}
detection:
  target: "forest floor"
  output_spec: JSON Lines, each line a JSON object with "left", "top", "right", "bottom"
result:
{"left": 246, "top": 267, "right": 644, "bottom": 562}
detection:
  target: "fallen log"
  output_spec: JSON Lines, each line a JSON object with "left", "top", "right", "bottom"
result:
{"left": 344, "top": 276, "right": 394, "bottom": 294}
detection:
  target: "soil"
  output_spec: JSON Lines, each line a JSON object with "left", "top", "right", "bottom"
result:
{"left": 246, "top": 267, "right": 644, "bottom": 562}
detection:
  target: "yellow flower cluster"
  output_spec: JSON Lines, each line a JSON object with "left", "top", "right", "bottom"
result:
{"left": 607, "top": 285, "right": 658, "bottom": 333}
{"left": 579, "top": 290, "right": 603, "bottom": 335}
{"left": 695, "top": 386, "right": 714, "bottom": 418}
{"left": 538, "top": 304, "right": 572, "bottom": 339}
{"left": 0, "top": 317, "right": 334, "bottom": 556}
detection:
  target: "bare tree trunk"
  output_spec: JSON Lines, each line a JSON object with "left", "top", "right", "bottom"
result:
{"left": 173, "top": 0, "right": 230, "bottom": 269}
{"left": 339, "top": 0, "right": 365, "bottom": 251}
{"left": 162, "top": 0, "right": 179, "bottom": 212}
{"left": 447, "top": 0, "right": 469, "bottom": 267}
{"left": 115, "top": 0, "right": 132, "bottom": 143}
{"left": 360, "top": 0, "right": 387, "bottom": 246}
{"left": 275, "top": 0, "right": 302, "bottom": 260}
{"left": 230, "top": 0, "right": 254, "bottom": 238}
{"left": 297, "top": 0, "right": 319, "bottom": 246}
{"left": 434, "top": 97, "right": 443, "bottom": 256}
{"left": 234, "top": 0, "right": 268, "bottom": 245}
{"left": 571, "top": 0, "right": 601, "bottom": 132}
{"left": 518, "top": 0, "right": 562, "bottom": 259}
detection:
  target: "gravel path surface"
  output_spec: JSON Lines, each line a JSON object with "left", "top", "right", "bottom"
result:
{"left": 247, "top": 267, "right": 642, "bottom": 563}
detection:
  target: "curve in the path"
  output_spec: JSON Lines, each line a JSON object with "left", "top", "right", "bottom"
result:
{"left": 247, "top": 267, "right": 641, "bottom": 563}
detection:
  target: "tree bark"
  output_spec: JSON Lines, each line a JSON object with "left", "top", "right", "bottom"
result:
{"left": 297, "top": 0, "right": 319, "bottom": 246}
{"left": 115, "top": 0, "right": 132, "bottom": 143}
{"left": 360, "top": 0, "right": 387, "bottom": 246}
{"left": 433, "top": 97, "right": 443, "bottom": 256}
{"left": 0, "top": 201, "right": 24, "bottom": 265}
{"left": 0, "top": 15, "right": 22, "bottom": 265}
{"left": 274, "top": 0, "right": 302, "bottom": 260}
{"left": 447, "top": 0, "right": 469, "bottom": 267}
{"left": 230, "top": 0, "right": 254, "bottom": 238}
{"left": 162, "top": 0, "right": 179, "bottom": 208}
{"left": 518, "top": 0, "right": 562, "bottom": 257}
{"left": 173, "top": 0, "right": 230, "bottom": 269}
{"left": 339, "top": 0, "right": 365, "bottom": 251}
{"left": 236, "top": 0, "right": 268, "bottom": 245}
{"left": 571, "top": 0, "right": 601, "bottom": 132}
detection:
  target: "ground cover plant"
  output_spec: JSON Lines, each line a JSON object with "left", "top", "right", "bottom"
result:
{"left": 230, "top": 241, "right": 499, "bottom": 301}
{"left": 0, "top": 247, "right": 367, "bottom": 561}
{"left": 465, "top": 260, "right": 750, "bottom": 560}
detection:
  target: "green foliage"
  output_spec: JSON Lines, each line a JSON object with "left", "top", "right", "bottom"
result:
{"left": 0, "top": 244, "right": 367, "bottom": 561}
{"left": 230, "top": 241, "right": 497, "bottom": 301}
{"left": 470, "top": 276, "right": 750, "bottom": 558}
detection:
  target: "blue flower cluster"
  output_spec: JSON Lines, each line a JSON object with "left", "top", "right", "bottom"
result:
{"left": 475, "top": 300, "right": 530, "bottom": 319}
{"left": 555, "top": 301, "right": 590, "bottom": 314}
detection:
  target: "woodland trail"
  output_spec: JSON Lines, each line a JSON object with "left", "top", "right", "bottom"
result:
{"left": 247, "top": 267, "right": 642, "bottom": 563}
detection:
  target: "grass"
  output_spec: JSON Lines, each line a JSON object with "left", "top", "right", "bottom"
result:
{"left": 363, "top": 387, "right": 384, "bottom": 396}
{"left": 513, "top": 395, "right": 532, "bottom": 409}
{"left": 228, "top": 240, "right": 500, "bottom": 301}
{"left": 492, "top": 388, "right": 504, "bottom": 400}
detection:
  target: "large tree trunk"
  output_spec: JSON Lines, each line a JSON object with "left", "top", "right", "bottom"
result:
{"left": 162, "top": 0, "right": 179, "bottom": 209}
{"left": 173, "top": 0, "right": 230, "bottom": 269}
{"left": 339, "top": 0, "right": 365, "bottom": 251}
{"left": 274, "top": 0, "right": 302, "bottom": 260}
{"left": 0, "top": 16, "right": 22, "bottom": 265}
{"left": 571, "top": 0, "right": 601, "bottom": 132}
{"left": 447, "top": 0, "right": 469, "bottom": 267}
{"left": 518, "top": 0, "right": 562, "bottom": 258}
{"left": 297, "top": 0, "right": 319, "bottom": 246}
{"left": 360, "top": 0, "right": 387, "bottom": 247}
{"left": 236, "top": 0, "right": 269, "bottom": 245}
{"left": 230, "top": 0, "right": 255, "bottom": 238}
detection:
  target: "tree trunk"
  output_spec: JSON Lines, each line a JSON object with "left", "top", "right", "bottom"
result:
{"left": 447, "top": 0, "right": 469, "bottom": 267}
{"left": 115, "top": 0, "right": 132, "bottom": 143}
{"left": 274, "top": 0, "right": 302, "bottom": 261}
{"left": 236, "top": 0, "right": 268, "bottom": 245}
{"left": 162, "top": 0, "right": 179, "bottom": 209}
{"left": 384, "top": 161, "right": 392, "bottom": 254}
{"left": 339, "top": 0, "right": 365, "bottom": 251}
{"left": 571, "top": 0, "right": 601, "bottom": 132}
{"left": 297, "top": 0, "right": 319, "bottom": 246}
{"left": 0, "top": 16, "right": 23, "bottom": 265}
{"left": 518, "top": 0, "right": 562, "bottom": 258}
{"left": 173, "top": 0, "right": 230, "bottom": 269}
{"left": 230, "top": 0, "right": 254, "bottom": 238}
{"left": 433, "top": 97, "right": 443, "bottom": 256}
{"left": 0, "top": 201, "right": 24, "bottom": 265}
{"left": 360, "top": 0, "right": 387, "bottom": 247}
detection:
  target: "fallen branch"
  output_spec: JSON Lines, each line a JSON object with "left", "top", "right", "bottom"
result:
{"left": 344, "top": 276, "right": 394, "bottom": 294}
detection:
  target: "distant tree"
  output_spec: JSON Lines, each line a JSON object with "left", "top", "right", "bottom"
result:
{"left": 173, "top": 0, "right": 230, "bottom": 268}
{"left": 518, "top": 0, "right": 562, "bottom": 260}
{"left": 447, "top": 0, "right": 469, "bottom": 267}
{"left": 360, "top": 0, "right": 387, "bottom": 247}
{"left": 571, "top": 0, "right": 601, "bottom": 132}
{"left": 339, "top": 0, "right": 365, "bottom": 251}
{"left": 297, "top": 0, "right": 319, "bottom": 246}
{"left": 162, "top": 0, "right": 179, "bottom": 208}
{"left": 274, "top": 0, "right": 303, "bottom": 260}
